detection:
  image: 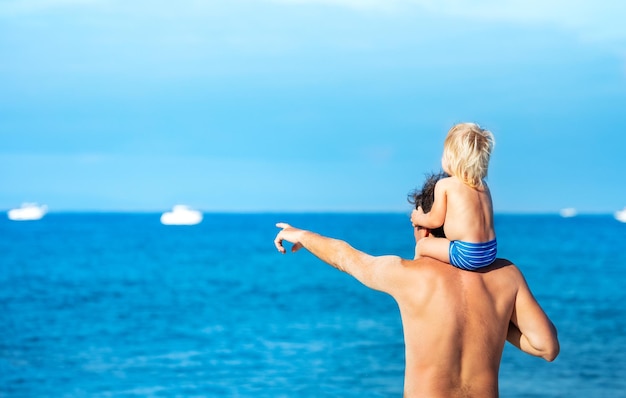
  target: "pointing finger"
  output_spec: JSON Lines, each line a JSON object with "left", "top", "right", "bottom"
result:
{"left": 274, "top": 233, "right": 286, "bottom": 253}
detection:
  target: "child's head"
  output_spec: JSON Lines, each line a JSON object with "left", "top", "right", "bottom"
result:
{"left": 442, "top": 123, "right": 495, "bottom": 189}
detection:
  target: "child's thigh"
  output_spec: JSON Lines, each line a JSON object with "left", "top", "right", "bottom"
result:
{"left": 417, "top": 237, "right": 451, "bottom": 263}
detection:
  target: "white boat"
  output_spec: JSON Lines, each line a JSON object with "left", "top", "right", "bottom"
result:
{"left": 615, "top": 207, "right": 626, "bottom": 223}
{"left": 8, "top": 203, "right": 48, "bottom": 221}
{"left": 160, "top": 205, "right": 203, "bottom": 225}
{"left": 559, "top": 208, "right": 577, "bottom": 218}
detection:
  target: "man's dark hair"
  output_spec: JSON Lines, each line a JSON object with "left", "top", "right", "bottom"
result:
{"left": 408, "top": 172, "right": 448, "bottom": 238}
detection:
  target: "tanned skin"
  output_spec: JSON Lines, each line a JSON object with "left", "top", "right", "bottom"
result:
{"left": 274, "top": 223, "right": 559, "bottom": 398}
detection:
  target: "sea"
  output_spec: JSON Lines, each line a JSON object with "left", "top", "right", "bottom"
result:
{"left": 1, "top": 213, "right": 625, "bottom": 397}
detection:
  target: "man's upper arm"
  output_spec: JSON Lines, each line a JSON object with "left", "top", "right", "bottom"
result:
{"left": 349, "top": 253, "right": 408, "bottom": 294}
{"left": 510, "top": 272, "right": 559, "bottom": 361}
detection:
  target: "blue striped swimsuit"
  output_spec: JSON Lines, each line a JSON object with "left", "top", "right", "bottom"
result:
{"left": 449, "top": 239, "right": 497, "bottom": 271}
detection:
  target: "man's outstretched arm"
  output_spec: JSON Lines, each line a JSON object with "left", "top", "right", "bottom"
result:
{"left": 274, "top": 223, "right": 405, "bottom": 293}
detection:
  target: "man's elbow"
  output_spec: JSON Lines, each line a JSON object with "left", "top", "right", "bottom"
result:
{"left": 542, "top": 339, "right": 560, "bottom": 362}
{"left": 544, "top": 322, "right": 560, "bottom": 362}
{"left": 541, "top": 324, "right": 560, "bottom": 362}
{"left": 526, "top": 325, "right": 560, "bottom": 362}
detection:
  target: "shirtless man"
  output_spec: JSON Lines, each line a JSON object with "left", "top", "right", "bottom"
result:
{"left": 273, "top": 176, "right": 559, "bottom": 397}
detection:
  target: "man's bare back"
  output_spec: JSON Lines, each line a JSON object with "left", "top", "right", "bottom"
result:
{"left": 399, "top": 257, "right": 519, "bottom": 397}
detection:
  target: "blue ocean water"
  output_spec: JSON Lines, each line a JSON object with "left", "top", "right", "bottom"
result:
{"left": 1, "top": 213, "right": 625, "bottom": 397}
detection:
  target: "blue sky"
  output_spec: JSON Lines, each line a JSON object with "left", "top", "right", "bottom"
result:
{"left": 1, "top": 0, "right": 625, "bottom": 213}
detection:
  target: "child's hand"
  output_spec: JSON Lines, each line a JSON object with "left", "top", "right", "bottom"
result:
{"left": 411, "top": 206, "right": 425, "bottom": 227}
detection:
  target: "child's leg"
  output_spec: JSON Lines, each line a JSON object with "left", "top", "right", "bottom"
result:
{"left": 415, "top": 236, "right": 451, "bottom": 263}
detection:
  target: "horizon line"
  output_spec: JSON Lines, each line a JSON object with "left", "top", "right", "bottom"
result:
{"left": 0, "top": 209, "right": 620, "bottom": 216}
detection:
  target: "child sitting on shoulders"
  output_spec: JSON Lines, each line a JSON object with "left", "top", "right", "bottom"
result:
{"left": 411, "top": 122, "right": 496, "bottom": 270}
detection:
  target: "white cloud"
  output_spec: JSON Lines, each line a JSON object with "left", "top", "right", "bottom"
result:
{"left": 0, "top": 0, "right": 105, "bottom": 16}
{"left": 271, "top": 0, "right": 626, "bottom": 44}
{"left": 268, "top": 0, "right": 397, "bottom": 11}
{"left": 5, "top": 0, "right": 623, "bottom": 46}
{"left": 422, "top": 0, "right": 625, "bottom": 43}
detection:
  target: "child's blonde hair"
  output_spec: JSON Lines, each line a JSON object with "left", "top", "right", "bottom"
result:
{"left": 443, "top": 123, "right": 495, "bottom": 189}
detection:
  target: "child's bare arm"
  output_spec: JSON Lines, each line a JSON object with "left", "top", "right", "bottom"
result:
{"left": 411, "top": 180, "right": 447, "bottom": 229}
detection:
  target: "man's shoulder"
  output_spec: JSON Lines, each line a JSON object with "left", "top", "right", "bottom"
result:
{"left": 403, "top": 257, "right": 460, "bottom": 277}
{"left": 400, "top": 257, "right": 523, "bottom": 278}
{"left": 480, "top": 258, "right": 526, "bottom": 284}
{"left": 488, "top": 258, "right": 516, "bottom": 270}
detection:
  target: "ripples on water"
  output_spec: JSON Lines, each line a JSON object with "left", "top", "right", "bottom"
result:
{"left": 1, "top": 213, "right": 625, "bottom": 397}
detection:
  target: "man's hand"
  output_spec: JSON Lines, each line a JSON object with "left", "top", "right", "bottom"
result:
{"left": 274, "top": 222, "right": 305, "bottom": 254}
{"left": 410, "top": 206, "right": 425, "bottom": 227}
